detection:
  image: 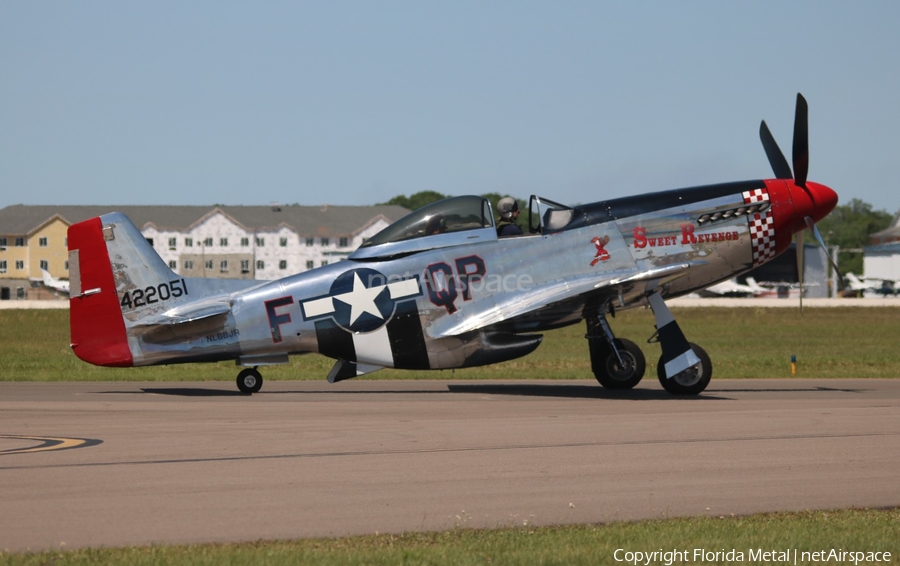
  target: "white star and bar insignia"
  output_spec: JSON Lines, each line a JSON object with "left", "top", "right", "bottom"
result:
{"left": 301, "top": 268, "right": 421, "bottom": 333}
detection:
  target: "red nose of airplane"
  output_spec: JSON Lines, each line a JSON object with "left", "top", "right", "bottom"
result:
{"left": 788, "top": 181, "right": 838, "bottom": 232}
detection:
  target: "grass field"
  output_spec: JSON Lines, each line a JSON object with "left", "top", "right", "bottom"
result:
{"left": 1, "top": 307, "right": 899, "bottom": 382}
{"left": 2, "top": 508, "right": 897, "bottom": 565}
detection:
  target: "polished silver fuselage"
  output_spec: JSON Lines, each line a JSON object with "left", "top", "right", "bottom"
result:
{"left": 117, "top": 183, "right": 764, "bottom": 371}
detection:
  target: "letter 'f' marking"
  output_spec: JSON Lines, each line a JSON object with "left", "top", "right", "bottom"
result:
{"left": 265, "top": 296, "right": 293, "bottom": 343}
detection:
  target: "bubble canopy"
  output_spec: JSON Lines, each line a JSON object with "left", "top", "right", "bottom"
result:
{"left": 350, "top": 196, "right": 496, "bottom": 259}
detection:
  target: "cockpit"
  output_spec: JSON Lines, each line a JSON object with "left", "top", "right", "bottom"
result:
{"left": 360, "top": 195, "right": 493, "bottom": 247}
{"left": 348, "top": 194, "right": 583, "bottom": 260}
{"left": 351, "top": 195, "right": 497, "bottom": 259}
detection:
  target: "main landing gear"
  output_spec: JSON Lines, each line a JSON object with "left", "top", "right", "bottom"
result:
{"left": 586, "top": 315, "right": 646, "bottom": 389}
{"left": 236, "top": 367, "right": 263, "bottom": 394}
{"left": 586, "top": 292, "right": 712, "bottom": 395}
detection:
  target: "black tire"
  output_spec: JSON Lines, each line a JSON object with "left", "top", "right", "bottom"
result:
{"left": 236, "top": 368, "right": 263, "bottom": 394}
{"left": 593, "top": 338, "right": 646, "bottom": 389}
{"left": 657, "top": 342, "right": 712, "bottom": 395}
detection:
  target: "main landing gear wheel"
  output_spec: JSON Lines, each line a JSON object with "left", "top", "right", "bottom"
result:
{"left": 657, "top": 343, "right": 712, "bottom": 395}
{"left": 593, "top": 338, "right": 646, "bottom": 389}
{"left": 236, "top": 367, "right": 263, "bottom": 394}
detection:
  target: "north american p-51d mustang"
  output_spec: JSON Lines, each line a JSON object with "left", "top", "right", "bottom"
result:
{"left": 68, "top": 94, "right": 838, "bottom": 395}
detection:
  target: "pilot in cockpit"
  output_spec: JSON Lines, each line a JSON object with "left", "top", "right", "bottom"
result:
{"left": 424, "top": 214, "right": 445, "bottom": 235}
{"left": 496, "top": 197, "right": 523, "bottom": 237}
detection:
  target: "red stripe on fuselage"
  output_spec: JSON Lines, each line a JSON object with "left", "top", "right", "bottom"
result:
{"left": 68, "top": 217, "right": 133, "bottom": 367}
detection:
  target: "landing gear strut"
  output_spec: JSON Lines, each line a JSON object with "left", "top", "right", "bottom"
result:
{"left": 236, "top": 367, "right": 263, "bottom": 394}
{"left": 646, "top": 291, "right": 712, "bottom": 395}
{"left": 586, "top": 313, "right": 646, "bottom": 389}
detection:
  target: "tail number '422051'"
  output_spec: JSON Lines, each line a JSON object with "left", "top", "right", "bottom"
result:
{"left": 120, "top": 279, "right": 188, "bottom": 310}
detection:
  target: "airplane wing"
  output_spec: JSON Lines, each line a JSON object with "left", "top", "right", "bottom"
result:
{"left": 430, "top": 261, "right": 703, "bottom": 338}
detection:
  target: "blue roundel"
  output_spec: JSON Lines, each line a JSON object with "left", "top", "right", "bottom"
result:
{"left": 329, "top": 268, "right": 398, "bottom": 333}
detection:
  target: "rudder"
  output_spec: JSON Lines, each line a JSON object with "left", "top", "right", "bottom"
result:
{"left": 68, "top": 212, "right": 183, "bottom": 366}
{"left": 68, "top": 215, "right": 133, "bottom": 367}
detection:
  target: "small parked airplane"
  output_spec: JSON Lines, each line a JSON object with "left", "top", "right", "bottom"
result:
{"left": 697, "top": 277, "right": 765, "bottom": 298}
{"left": 33, "top": 269, "right": 70, "bottom": 295}
{"left": 67, "top": 94, "right": 838, "bottom": 395}
{"left": 845, "top": 272, "right": 898, "bottom": 297}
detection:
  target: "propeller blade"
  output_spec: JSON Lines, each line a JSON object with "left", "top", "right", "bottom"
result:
{"left": 759, "top": 120, "right": 793, "bottom": 180}
{"left": 796, "top": 230, "right": 805, "bottom": 314}
{"left": 792, "top": 93, "right": 809, "bottom": 188}
{"left": 804, "top": 216, "right": 843, "bottom": 280}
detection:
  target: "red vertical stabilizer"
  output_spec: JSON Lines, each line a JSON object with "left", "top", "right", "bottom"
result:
{"left": 68, "top": 217, "right": 133, "bottom": 367}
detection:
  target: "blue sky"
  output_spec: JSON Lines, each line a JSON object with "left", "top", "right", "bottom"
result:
{"left": 2, "top": 2, "right": 899, "bottom": 213}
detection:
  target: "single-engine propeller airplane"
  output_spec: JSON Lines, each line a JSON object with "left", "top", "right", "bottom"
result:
{"left": 67, "top": 94, "right": 838, "bottom": 395}
{"left": 33, "top": 268, "right": 71, "bottom": 295}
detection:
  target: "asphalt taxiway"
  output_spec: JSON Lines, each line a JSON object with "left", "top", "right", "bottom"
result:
{"left": 1, "top": 378, "right": 898, "bottom": 552}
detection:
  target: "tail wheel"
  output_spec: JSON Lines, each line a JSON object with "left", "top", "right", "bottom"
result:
{"left": 657, "top": 343, "right": 712, "bottom": 395}
{"left": 593, "top": 338, "right": 646, "bottom": 389}
{"left": 237, "top": 367, "right": 263, "bottom": 394}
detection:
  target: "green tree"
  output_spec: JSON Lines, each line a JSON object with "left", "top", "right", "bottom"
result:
{"left": 816, "top": 198, "right": 893, "bottom": 278}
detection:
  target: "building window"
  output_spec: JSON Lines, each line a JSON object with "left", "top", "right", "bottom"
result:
{"left": 220, "top": 238, "right": 228, "bottom": 247}
{"left": 40, "top": 260, "right": 48, "bottom": 270}
{"left": 0, "top": 237, "right": 7, "bottom": 247}
{"left": 184, "top": 260, "right": 194, "bottom": 270}
{"left": 185, "top": 238, "right": 193, "bottom": 247}
{"left": 321, "top": 238, "right": 329, "bottom": 246}
{"left": 240, "top": 237, "right": 249, "bottom": 247}
{"left": 16, "top": 287, "right": 25, "bottom": 299}
{"left": 306, "top": 260, "right": 314, "bottom": 270}
{"left": 64, "top": 260, "right": 68, "bottom": 271}
{"left": 39, "top": 237, "right": 48, "bottom": 247}
{"left": 256, "top": 260, "right": 265, "bottom": 270}
{"left": 279, "top": 237, "right": 288, "bottom": 247}
{"left": 255, "top": 237, "right": 265, "bottom": 246}
{"left": 204, "top": 237, "right": 213, "bottom": 247}
{"left": 219, "top": 260, "right": 229, "bottom": 272}
{"left": 339, "top": 237, "right": 349, "bottom": 247}
{"left": 321, "top": 260, "right": 328, "bottom": 267}
{"left": 240, "top": 260, "right": 250, "bottom": 273}
{"left": 279, "top": 260, "right": 287, "bottom": 270}
{"left": 15, "top": 237, "right": 24, "bottom": 247}
{"left": 168, "top": 237, "right": 177, "bottom": 249}
{"left": 205, "top": 260, "right": 214, "bottom": 270}
{"left": 168, "top": 260, "right": 177, "bottom": 269}
{"left": 15, "top": 260, "right": 24, "bottom": 270}
{"left": 0, "top": 261, "right": 6, "bottom": 273}
{"left": 305, "top": 238, "right": 314, "bottom": 247}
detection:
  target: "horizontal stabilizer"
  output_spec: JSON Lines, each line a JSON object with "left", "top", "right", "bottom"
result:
{"left": 131, "top": 300, "right": 232, "bottom": 327}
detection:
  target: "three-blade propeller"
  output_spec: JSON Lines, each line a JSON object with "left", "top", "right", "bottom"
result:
{"left": 759, "top": 94, "right": 840, "bottom": 310}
